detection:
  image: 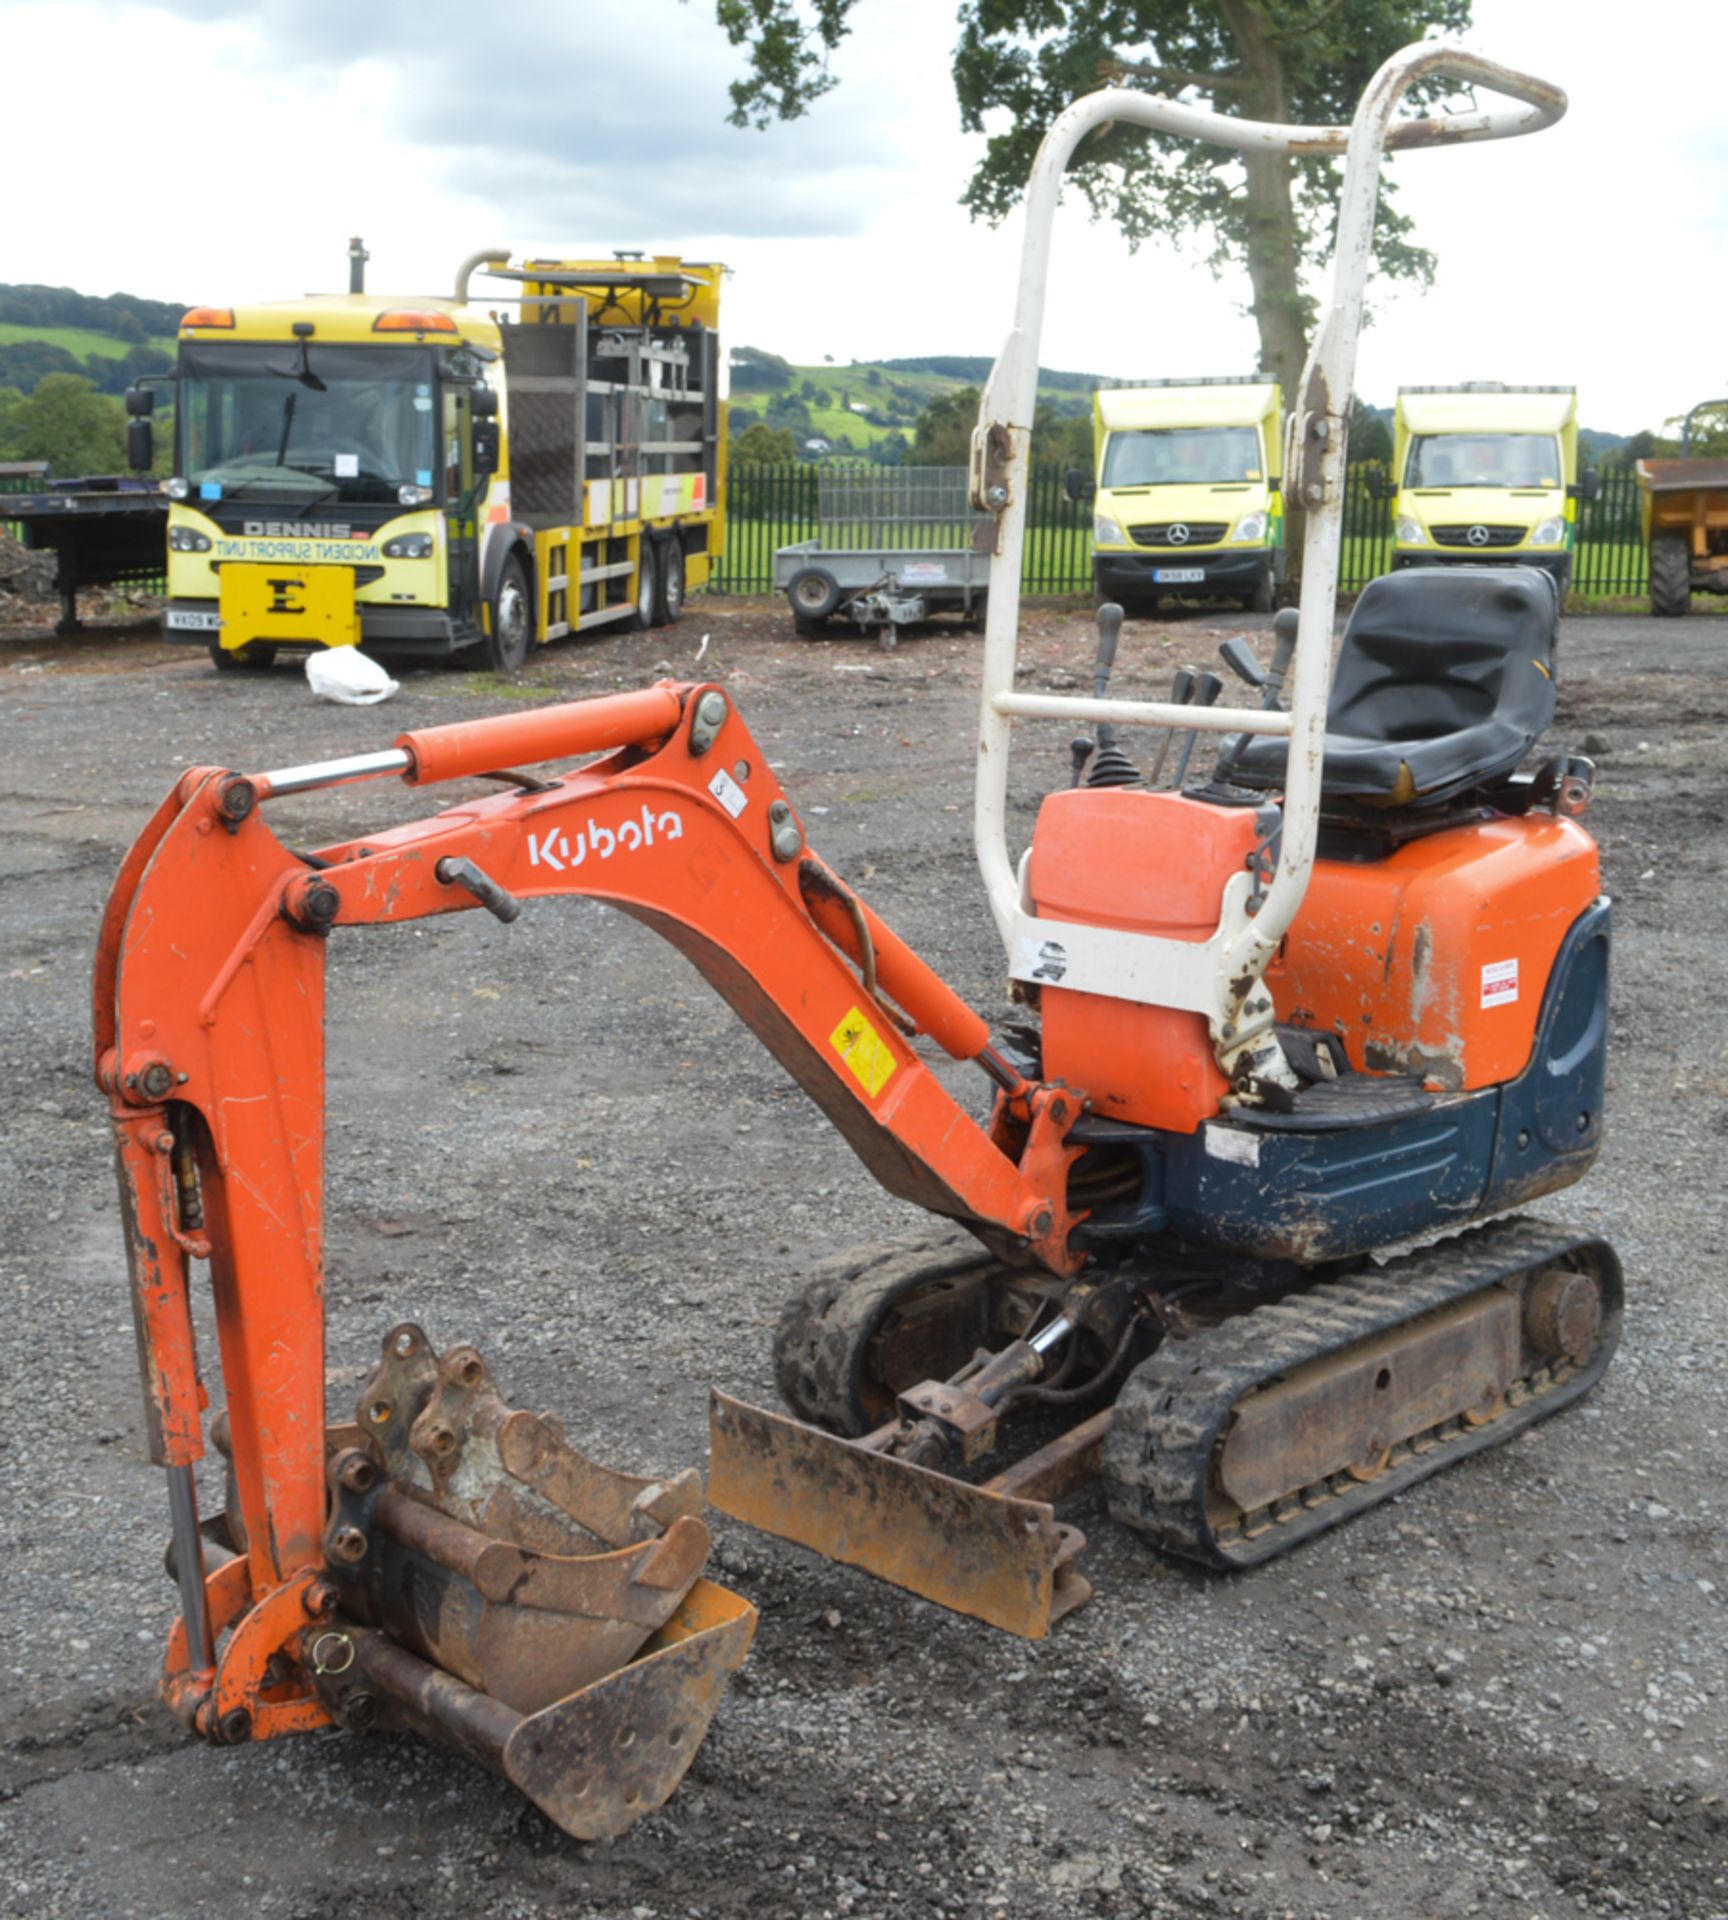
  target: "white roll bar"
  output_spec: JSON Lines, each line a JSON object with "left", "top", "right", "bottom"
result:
{"left": 970, "top": 41, "right": 1565, "bottom": 1065}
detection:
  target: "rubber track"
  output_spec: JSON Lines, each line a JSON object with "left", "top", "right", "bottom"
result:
{"left": 772, "top": 1228, "right": 1006, "bottom": 1436}
{"left": 1102, "top": 1215, "right": 1623, "bottom": 1569}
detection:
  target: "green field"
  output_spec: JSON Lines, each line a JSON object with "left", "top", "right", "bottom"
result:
{"left": 0, "top": 320, "right": 177, "bottom": 359}
{"left": 746, "top": 359, "right": 1094, "bottom": 451}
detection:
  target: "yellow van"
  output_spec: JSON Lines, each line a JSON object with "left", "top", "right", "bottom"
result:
{"left": 1385, "top": 384, "right": 1598, "bottom": 594}
{"left": 1069, "top": 377, "right": 1283, "bottom": 613}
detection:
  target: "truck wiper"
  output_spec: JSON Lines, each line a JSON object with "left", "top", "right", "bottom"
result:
{"left": 265, "top": 339, "right": 327, "bottom": 392}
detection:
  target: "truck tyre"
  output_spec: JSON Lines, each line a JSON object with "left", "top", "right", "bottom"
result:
{"left": 655, "top": 537, "right": 686, "bottom": 625}
{"left": 208, "top": 642, "right": 277, "bottom": 671}
{"left": 480, "top": 552, "right": 534, "bottom": 671}
{"left": 629, "top": 541, "right": 660, "bottom": 631}
{"left": 1248, "top": 567, "right": 1275, "bottom": 614}
{"left": 787, "top": 566, "right": 843, "bottom": 623}
{"left": 1650, "top": 534, "right": 1691, "bottom": 617}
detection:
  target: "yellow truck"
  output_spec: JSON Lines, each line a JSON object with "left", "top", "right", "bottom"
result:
{"left": 134, "top": 251, "right": 725, "bottom": 671}
{"left": 1381, "top": 384, "right": 1597, "bottom": 594}
{"left": 1068, "top": 376, "right": 1284, "bottom": 613}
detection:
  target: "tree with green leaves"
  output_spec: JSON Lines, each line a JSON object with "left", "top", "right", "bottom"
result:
{"left": 0, "top": 372, "right": 128, "bottom": 476}
{"left": 712, "top": 1, "right": 1470, "bottom": 410}
{"left": 732, "top": 420, "right": 799, "bottom": 463}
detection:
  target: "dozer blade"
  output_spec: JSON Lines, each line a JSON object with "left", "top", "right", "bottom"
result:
{"left": 311, "top": 1579, "right": 756, "bottom": 1843}
{"left": 708, "top": 1390, "right": 1088, "bottom": 1639}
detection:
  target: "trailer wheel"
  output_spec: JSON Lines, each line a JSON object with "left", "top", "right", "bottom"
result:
{"left": 1650, "top": 534, "right": 1691, "bottom": 617}
{"left": 480, "top": 553, "right": 534, "bottom": 672}
{"left": 629, "top": 540, "right": 661, "bottom": 631}
{"left": 787, "top": 566, "right": 843, "bottom": 623}
{"left": 208, "top": 642, "right": 276, "bottom": 671}
{"left": 655, "top": 538, "right": 686, "bottom": 625}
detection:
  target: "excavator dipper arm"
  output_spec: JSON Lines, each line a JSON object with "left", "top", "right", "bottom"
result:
{"left": 94, "top": 681, "right": 1085, "bottom": 1746}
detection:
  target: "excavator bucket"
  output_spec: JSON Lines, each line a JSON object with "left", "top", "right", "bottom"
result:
{"left": 708, "top": 1390, "right": 1090, "bottom": 1639}
{"left": 219, "top": 1326, "right": 755, "bottom": 1841}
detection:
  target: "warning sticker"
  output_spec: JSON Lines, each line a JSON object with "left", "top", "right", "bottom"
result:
{"left": 1481, "top": 958, "right": 1519, "bottom": 1009}
{"left": 830, "top": 1005, "right": 897, "bottom": 1099}
{"left": 708, "top": 766, "right": 748, "bottom": 819}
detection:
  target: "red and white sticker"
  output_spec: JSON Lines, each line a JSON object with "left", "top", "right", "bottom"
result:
{"left": 1481, "top": 958, "right": 1519, "bottom": 1009}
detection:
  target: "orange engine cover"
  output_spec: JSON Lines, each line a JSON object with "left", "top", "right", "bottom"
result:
{"left": 1276, "top": 814, "right": 1601, "bottom": 1090}
{"left": 1027, "top": 788, "right": 1261, "bottom": 1133}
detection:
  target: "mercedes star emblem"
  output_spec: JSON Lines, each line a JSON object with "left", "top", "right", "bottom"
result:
{"left": 1467, "top": 524, "right": 1490, "bottom": 546}
{"left": 1168, "top": 523, "right": 1191, "bottom": 544}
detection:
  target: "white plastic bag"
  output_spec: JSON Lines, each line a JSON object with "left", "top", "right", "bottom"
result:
{"left": 305, "top": 645, "right": 399, "bottom": 705}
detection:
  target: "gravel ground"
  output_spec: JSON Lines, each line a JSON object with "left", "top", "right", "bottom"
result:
{"left": 1, "top": 598, "right": 1724, "bottom": 1920}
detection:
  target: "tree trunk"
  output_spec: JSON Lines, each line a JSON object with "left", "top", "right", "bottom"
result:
{"left": 1217, "top": 0, "right": 1308, "bottom": 574}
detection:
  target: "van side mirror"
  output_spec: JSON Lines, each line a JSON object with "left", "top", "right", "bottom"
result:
{"left": 1063, "top": 466, "right": 1095, "bottom": 505}
{"left": 1364, "top": 468, "right": 1385, "bottom": 501}
{"left": 128, "top": 419, "right": 154, "bottom": 474}
{"left": 125, "top": 383, "right": 155, "bottom": 418}
{"left": 1570, "top": 467, "right": 1600, "bottom": 503}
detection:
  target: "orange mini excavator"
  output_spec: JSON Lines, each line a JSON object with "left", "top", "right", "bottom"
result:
{"left": 96, "top": 43, "right": 1618, "bottom": 1830}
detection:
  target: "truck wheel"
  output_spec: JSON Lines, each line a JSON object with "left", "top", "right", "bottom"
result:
{"left": 481, "top": 553, "right": 534, "bottom": 671}
{"left": 787, "top": 566, "right": 843, "bottom": 623}
{"left": 1650, "top": 534, "right": 1691, "bottom": 617}
{"left": 629, "top": 540, "right": 660, "bottom": 631}
{"left": 208, "top": 643, "right": 277, "bottom": 671}
{"left": 655, "top": 538, "right": 686, "bottom": 625}
{"left": 1248, "top": 568, "right": 1275, "bottom": 614}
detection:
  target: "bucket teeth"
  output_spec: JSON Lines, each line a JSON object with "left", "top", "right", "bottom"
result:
{"left": 303, "top": 1326, "right": 755, "bottom": 1836}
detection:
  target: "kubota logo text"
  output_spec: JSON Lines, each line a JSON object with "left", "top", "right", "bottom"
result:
{"left": 526, "top": 806, "right": 684, "bottom": 872}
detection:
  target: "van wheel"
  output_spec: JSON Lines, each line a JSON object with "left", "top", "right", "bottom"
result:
{"left": 655, "top": 539, "right": 686, "bottom": 625}
{"left": 1249, "top": 570, "right": 1275, "bottom": 614}
{"left": 1650, "top": 535, "right": 1690, "bottom": 617}
{"left": 208, "top": 643, "right": 276, "bottom": 671}
{"left": 629, "top": 540, "right": 661, "bottom": 630}
{"left": 480, "top": 553, "right": 533, "bottom": 672}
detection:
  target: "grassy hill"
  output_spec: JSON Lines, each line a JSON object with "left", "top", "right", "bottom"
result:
{"left": 756, "top": 357, "right": 1103, "bottom": 452}
{"left": 0, "top": 320, "right": 177, "bottom": 359}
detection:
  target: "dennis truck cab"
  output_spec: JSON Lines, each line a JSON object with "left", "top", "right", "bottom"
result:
{"left": 1381, "top": 384, "right": 1597, "bottom": 594}
{"left": 134, "top": 250, "right": 725, "bottom": 672}
{"left": 1068, "top": 376, "right": 1283, "bottom": 613}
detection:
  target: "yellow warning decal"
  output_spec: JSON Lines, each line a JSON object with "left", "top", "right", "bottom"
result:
{"left": 830, "top": 1005, "right": 897, "bottom": 1099}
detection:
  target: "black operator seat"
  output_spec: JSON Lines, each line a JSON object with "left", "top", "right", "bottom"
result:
{"left": 1230, "top": 566, "right": 1559, "bottom": 807}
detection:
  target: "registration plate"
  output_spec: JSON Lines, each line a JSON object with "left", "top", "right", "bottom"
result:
{"left": 1153, "top": 568, "right": 1206, "bottom": 584}
{"left": 167, "top": 608, "right": 221, "bottom": 632}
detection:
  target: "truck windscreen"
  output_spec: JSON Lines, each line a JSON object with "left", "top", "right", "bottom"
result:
{"left": 179, "top": 343, "right": 438, "bottom": 504}
{"left": 1102, "top": 426, "right": 1261, "bottom": 488}
{"left": 1405, "top": 433, "right": 1560, "bottom": 489}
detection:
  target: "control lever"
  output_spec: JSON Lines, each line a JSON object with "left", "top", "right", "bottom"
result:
{"left": 1081, "top": 601, "right": 1141, "bottom": 787}
{"left": 1147, "top": 665, "right": 1196, "bottom": 787}
{"left": 1214, "top": 606, "right": 1303, "bottom": 786}
{"left": 435, "top": 855, "right": 522, "bottom": 923}
{"left": 1218, "top": 635, "right": 1267, "bottom": 689}
{"left": 1168, "top": 670, "right": 1223, "bottom": 791}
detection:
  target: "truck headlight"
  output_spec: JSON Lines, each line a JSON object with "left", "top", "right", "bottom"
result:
{"left": 1094, "top": 512, "right": 1126, "bottom": 546}
{"left": 164, "top": 477, "right": 190, "bottom": 500}
{"left": 382, "top": 533, "right": 436, "bottom": 559}
{"left": 1231, "top": 512, "right": 1267, "bottom": 544}
{"left": 397, "top": 484, "right": 434, "bottom": 507}
{"left": 1395, "top": 516, "right": 1428, "bottom": 545}
{"left": 168, "top": 526, "right": 212, "bottom": 552}
{"left": 1527, "top": 517, "right": 1565, "bottom": 547}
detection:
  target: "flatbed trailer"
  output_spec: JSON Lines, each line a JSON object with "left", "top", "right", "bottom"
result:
{"left": 775, "top": 466, "right": 990, "bottom": 643}
{"left": 3, "top": 478, "right": 167, "bottom": 632}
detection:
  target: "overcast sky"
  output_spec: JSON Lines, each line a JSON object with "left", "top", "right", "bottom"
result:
{"left": 4, "top": 0, "right": 1722, "bottom": 432}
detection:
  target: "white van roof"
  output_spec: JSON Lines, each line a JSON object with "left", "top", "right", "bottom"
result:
{"left": 1098, "top": 382, "right": 1278, "bottom": 431}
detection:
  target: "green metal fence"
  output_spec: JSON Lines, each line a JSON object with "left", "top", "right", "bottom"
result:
{"left": 710, "top": 459, "right": 1649, "bottom": 599}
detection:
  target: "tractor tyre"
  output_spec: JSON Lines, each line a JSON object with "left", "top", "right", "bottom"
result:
{"left": 787, "top": 566, "right": 843, "bottom": 624}
{"left": 479, "top": 552, "right": 534, "bottom": 672}
{"left": 1650, "top": 534, "right": 1691, "bottom": 617}
{"left": 655, "top": 537, "right": 686, "bottom": 625}
{"left": 628, "top": 540, "right": 661, "bottom": 631}
{"left": 208, "top": 643, "right": 277, "bottom": 671}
